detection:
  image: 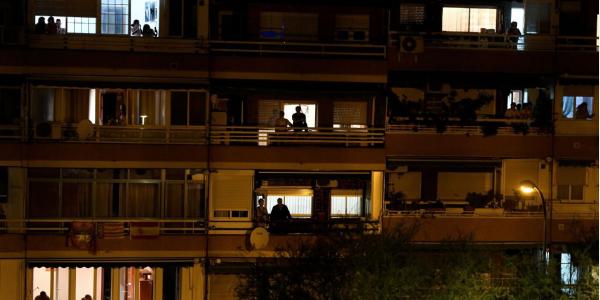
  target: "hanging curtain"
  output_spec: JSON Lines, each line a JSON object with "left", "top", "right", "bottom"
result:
{"left": 63, "top": 89, "right": 90, "bottom": 123}
{"left": 138, "top": 90, "right": 164, "bottom": 126}
{"left": 562, "top": 96, "right": 574, "bottom": 118}
{"left": 165, "top": 183, "right": 185, "bottom": 218}
{"left": 62, "top": 183, "right": 92, "bottom": 217}
{"left": 127, "top": 184, "right": 159, "bottom": 217}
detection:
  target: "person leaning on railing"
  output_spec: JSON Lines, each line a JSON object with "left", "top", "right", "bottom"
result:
{"left": 507, "top": 21, "right": 521, "bottom": 48}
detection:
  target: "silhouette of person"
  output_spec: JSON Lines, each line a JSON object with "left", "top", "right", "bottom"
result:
{"left": 507, "top": 21, "right": 521, "bottom": 46}
{"left": 142, "top": 24, "right": 156, "bottom": 37}
{"left": 292, "top": 106, "right": 307, "bottom": 132}
{"left": 35, "top": 291, "right": 50, "bottom": 300}
{"left": 35, "top": 17, "right": 46, "bottom": 34}
{"left": 575, "top": 102, "right": 593, "bottom": 119}
{"left": 47, "top": 16, "right": 57, "bottom": 34}
{"left": 270, "top": 198, "right": 292, "bottom": 221}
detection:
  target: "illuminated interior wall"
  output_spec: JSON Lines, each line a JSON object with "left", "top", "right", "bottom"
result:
{"left": 389, "top": 172, "right": 421, "bottom": 200}
{"left": 131, "top": 0, "right": 160, "bottom": 35}
{"left": 437, "top": 172, "right": 493, "bottom": 201}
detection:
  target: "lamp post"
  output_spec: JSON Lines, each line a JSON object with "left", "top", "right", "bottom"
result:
{"left": 520, "top": 180, "right": 547, "bottom": 263}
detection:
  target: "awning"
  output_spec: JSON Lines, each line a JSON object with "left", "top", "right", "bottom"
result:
{"left": 27, "top": 258, "right": 198, "bottom": 268}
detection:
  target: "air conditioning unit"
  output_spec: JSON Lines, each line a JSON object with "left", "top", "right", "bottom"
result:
{"left": 399, "top": 36, "right": 424, "bottom": 53}
{"left": 35, "top": 122, "right": 62, "bottom": 140}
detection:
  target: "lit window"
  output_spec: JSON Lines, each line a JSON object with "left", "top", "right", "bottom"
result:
{"left": 562, "top": 96, "right": 593, "bottom": 119}
{"left": 262, "top": 194, "right": 312, "bottom": 218}
{"left": 442, "top": 7, "right": 497, "bottom": 32}
{"left": 101, "top": 0, "right": 129, "bottom": 35}
{"left": 561, "top": 253, "right": 579, "bottom": 295}
{"left": 283, "top": 103, "right": 317, "bottom": 128}
{"left": 331, "top": 191, "right": 362, "bottom": 217}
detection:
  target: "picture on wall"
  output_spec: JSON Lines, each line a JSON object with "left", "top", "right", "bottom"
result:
{"left": 145, "top": 1, "right": 157, "bottom": 22}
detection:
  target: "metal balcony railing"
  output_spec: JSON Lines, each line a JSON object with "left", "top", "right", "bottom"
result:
{"left": 53, "top": 124, "right": 208, "bottom": 144}
{"left": 389, "top": 31, "right": 598, "bottom": 52}
{"left": 28, "top": 34, "right": 207, "bottom": 53}
{"left": 209, "top": 125, "right": 385, "bottom": 146}
{"left": 210, "top": 40, "right": 387, "bottom": 58}
{"left": 0, "top": 218, "right": 206, "bottom": 234}
{"left": 386, "top": 117, "right": 544, "bottom": 136}
{"left": 0, "top": 124, "right": 24, "bottom": 140}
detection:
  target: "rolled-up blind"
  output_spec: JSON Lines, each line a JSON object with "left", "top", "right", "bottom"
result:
{"left": 257, "top": 100, "right": 280, "bottom": 126}
{"left": 35, "top": 0, "right": 97, "bottom": 17}
{"left": 333, "top": 101, "right": 367, "bottom": 125}
{"left": 557, "top": 167, "right": 586, "bottom": 185}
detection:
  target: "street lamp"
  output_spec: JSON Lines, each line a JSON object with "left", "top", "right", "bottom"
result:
{"left": 519, "top": 180, "right": 547, "bottom": 263}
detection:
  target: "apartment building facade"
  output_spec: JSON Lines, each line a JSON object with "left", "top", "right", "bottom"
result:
{"left": 0, "top": 0, "right": 597, "bottom": 299}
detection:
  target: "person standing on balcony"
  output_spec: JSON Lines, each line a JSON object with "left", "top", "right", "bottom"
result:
{"left": 274, "top": 111, "right": 292, "bottom": 132}
{"left": 34, "top": 17, "right": 46, "bottom": 34}
{"left": 255, "top": 198, "right": 269, "bottom": 227}
{"left": 131, "top": 20, "right": 142, "bottom": 36}
{"left": 505, "top": 102, "right": 518, "bottom": 118}
{"left": 46, "top": 17, "right": 57, "bottom": 34}
{"left": 507, "top": 22, "right": 521, "bottom": 47}
{"left": 292, "top": 106, "right": 308, "bottom": 132}
{"left": 270, "top": 198, "right": 292, "bottom": 233}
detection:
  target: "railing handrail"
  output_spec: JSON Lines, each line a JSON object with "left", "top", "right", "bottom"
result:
{"left": 209, "top": 39, "right": 386, "bottom": 49}
{"left": 5, "top": 218, "right": 204, "bottom": 223}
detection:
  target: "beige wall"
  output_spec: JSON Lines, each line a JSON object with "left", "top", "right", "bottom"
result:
{"left": 0, "top": 259, "right": 25, "bottom": 300}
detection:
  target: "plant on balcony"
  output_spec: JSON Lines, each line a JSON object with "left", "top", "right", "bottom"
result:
{"left": 387, "top": 191, "right": 407, "bottom": 210}
{"left": 465, "top": 190, "right": 500, "bottom": 208}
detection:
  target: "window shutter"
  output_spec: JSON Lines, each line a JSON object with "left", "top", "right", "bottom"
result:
{"left": 557, "top": 167, "right": 586, "bottom": 185}
{"left": 35, "top": 0, "right": 97, "bottom": 17}
{"left": 333, "top": 101, "right": 367, "bottom": 125}
{"left": 34, "top": 0, "right": 67, "bottom": 16}
{"left": 400, "top": 3, "right": 425, "bottom": 24}
{"left": 209, "top": 171, "right": 253, "bottom": 219}
{"left": 257, "top": 100, "right": 280, "bottom": 126}
{"left": 67, "top": 0, "right": 98, "bottom": 17}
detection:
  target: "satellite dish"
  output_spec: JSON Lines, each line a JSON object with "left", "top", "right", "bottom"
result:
{"left": 249, "top": 227, "right": 270, "bottom": 250}
{"left": 76, "top": 119, "right": 94, "bottom": 140}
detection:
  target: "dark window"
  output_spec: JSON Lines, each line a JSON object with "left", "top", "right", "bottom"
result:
{"left": 0, "top": 89, "right": 20, "bottom": 125}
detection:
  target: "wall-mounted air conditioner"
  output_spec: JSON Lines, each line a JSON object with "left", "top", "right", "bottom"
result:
{"left": 35, "top": 122, "right": 62, "bottom": 140}
{"left": 399, "top": 36, "right": 424, "bottom": 53}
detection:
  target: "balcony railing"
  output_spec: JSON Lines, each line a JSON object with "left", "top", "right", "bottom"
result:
{"left": 386, "top": 118, "right": 543, "bottom": 136}
{"left": 0, "top": 218, "right": 206, "bottom": 234}
{"left": 52, "top": 124, "right": 207, "bottom": 144}
{"left": 210, "top": 40, "right": 387, "bottom": 58}
{"left": 28, "top": 34, "right": 207, "bottom": 53}
{"left": 389, "top": 31, "right": 598, "bottom": 52}
{"left": 0, "top": 124, "right": 24, "bottom": 140}
{"left": 210, "top": 125, "right": 385, "bottom": 146}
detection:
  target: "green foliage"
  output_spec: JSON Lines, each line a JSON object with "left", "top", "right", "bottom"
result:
{"left": 236, "top": 229, "right": 598, "bottom": 300}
